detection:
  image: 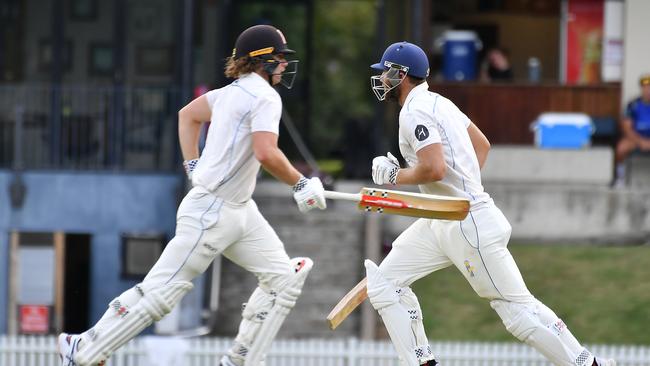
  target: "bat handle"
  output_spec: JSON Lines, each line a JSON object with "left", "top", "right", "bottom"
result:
{"left": 324, "top": 190, "right": 362, "bottom": 202}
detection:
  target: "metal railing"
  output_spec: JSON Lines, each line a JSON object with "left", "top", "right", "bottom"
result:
{"left": 1, "top": 336, "right": 649, "bottom": 366}
{"left": 0, "top": 84, "right": 183, "bottom": 171}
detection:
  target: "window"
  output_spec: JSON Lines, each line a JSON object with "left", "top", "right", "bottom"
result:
{"left": 121, "top": 234, "right": 165, "bottom": 279}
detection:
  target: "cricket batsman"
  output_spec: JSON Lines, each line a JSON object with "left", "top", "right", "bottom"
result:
{"left": 365, "top": 41, "right": 615, "bottom": 366}
{"left": 57, "top": 24, "right": 326, "bottom": 366}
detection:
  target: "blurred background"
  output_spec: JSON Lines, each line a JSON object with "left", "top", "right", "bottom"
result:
{"left": 1, "top": 0, "right": 650, "bottom": 365}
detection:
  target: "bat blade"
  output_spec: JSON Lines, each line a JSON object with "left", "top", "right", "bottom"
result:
{"left": 326, "top": 278, "right": 368, "bottom": 330}
{"left": 357, "top": 187, "right": 469, "bottom": 220}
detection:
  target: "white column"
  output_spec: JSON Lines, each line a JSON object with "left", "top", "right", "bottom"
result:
{"left": 622, "top": 0, "right": 650, "bottom": 105}
{"left": 602, "top": 0, "right": 624, "bottom": 82}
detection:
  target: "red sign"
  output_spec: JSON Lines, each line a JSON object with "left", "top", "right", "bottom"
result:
{"left": 19, "top": 305, "right": 49, "bottom": 334}
{"left": 565, "top": 0, "right": 604, "bottom": 84}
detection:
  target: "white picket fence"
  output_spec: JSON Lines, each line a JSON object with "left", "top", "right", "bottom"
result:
{"left": 1, "top": 335, "right": 649, "bottom": 366}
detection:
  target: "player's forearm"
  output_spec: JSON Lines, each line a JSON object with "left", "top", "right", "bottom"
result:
{"left": 468, "top": 122, "right": 490, "bottom": 169}
{"left": 395, "top": 162, "right": 444, "bottom": 185}
{"left": 257, "top": 147, "right": 302, "bottom": 186}
{"left": 178, "top": 114, "right": 203, "bottom": 161}
{"left": 178, "top": 95, "right": 212, "bottom": 161}
{"left": 474, "top": 143, "right": 490, "bottom": 169}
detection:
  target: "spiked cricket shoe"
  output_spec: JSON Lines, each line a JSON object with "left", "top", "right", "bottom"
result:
{"left": 58, "top": 333, "right": 81, "bottom": 366}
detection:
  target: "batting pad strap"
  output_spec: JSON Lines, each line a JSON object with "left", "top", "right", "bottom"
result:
{"left": 241, "top": 287, "right": 275, "bottom": 322}
{"left": 490, "top": 299, "right": 594, "bottom": 366}
{"left": 229, "top": 287, "right": 276, "bottom": 365}
{"left": 575, "top": 348, "right": 594, "bottom": 366}
{"left": 415, "top": 345, "right": 434, "bottom": 363}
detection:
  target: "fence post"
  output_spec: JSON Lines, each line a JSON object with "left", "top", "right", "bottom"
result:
{"left": 346, "top": 338, "right": 358, "bottom": 366}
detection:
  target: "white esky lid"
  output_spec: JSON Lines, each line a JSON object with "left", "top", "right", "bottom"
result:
{"left": 536, "top": 112, "right": 593, "bottom": 127}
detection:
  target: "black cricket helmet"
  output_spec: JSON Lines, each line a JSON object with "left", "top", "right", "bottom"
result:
{"left": 233, "top": 25, "right": 298, "bottom": 89}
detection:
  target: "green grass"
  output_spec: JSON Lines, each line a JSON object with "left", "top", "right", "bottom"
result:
{"left": 412, "top": 243, "right": 650, "bottom": 344}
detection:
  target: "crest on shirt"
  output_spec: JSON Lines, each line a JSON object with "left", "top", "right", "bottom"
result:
{"left": 414, "top": 124, "right": 429, "bottom": 141}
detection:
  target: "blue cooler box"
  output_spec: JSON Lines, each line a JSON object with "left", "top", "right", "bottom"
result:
{"left": 435, "top": 30, "right": 482, "bottom": 81}
{"left": 531, "top": 113, "right": 594, "bottom": 149}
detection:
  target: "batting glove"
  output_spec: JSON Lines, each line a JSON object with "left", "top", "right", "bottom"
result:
{"left": 292, "top": 176, "right": 327, "bottom": 213}
{"left": 372, "top": 152, "right": 400, "bottom": 185}
{"left": 183, "top": 159, "right": 199, "bottom": 180}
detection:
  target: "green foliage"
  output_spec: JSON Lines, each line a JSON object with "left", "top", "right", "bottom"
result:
{"left": 316, "top": 159, "right": 344, "bottom": 177}
{"left": 310, "top": 1, "right": 377, "bottom": 157}
{"left": 230, "top": 1, "right": 378, "bottom": 160}
{"left": 412, "top": 244, "right": 650, "bottom": 344}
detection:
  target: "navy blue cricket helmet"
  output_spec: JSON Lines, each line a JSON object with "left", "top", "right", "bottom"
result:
{"left": 371, "top": 41, "right": 430, "bottom": 79}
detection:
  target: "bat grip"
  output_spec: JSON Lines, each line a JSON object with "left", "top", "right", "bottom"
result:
{"left": 324, "top": 191, "right": 362, "bottom": 202}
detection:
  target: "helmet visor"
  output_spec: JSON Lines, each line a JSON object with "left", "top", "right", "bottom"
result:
{"left": 370, "top": 66, "right": 405, "bottom": 101}
{"left": 262, "top": 57, "right": 299, "bottom": 89}
{"left": 279, "top": 60, "right": 299, "bottom": 89}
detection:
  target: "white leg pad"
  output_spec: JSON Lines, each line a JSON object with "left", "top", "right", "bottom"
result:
{"left": 243, "top": 257, "right": 313, "bottom": 366}
{"left": 75, "top": 281, "right": 193, "bottom": 365}
{"left": 365, "top": 260, "right": 435, "bottom": 366}
{"left": 491, "top": 299, "right": 594, "bottom": 366}
{"left": 81, "top": 286, "right": 144, "bottom": 345}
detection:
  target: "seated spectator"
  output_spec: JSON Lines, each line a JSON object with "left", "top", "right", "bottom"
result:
{"left": 614, "top": 73, "right": 650, "bottom": 186}
{"left": 480, "top": 47, "right": 514, "bottom": 82}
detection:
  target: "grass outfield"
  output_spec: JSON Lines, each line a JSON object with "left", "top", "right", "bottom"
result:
{"left": 412, "top": 243, "right": 650, "bottom": 344}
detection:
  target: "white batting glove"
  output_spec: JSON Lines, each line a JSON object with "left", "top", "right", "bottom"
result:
{"left": 372, "top": 152, "right": 399, "bottom": 185}
{"left": 292, "top": 176, "right": 327, "bottom": 213}
{"left": 183, "top": 159, "right": 199, "bottom": 180}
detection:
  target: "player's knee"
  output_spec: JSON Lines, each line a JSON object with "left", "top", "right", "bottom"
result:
{"left": 365, "top": 259, "right": 402, "bottom": 310}
{"left": 139, "top": 281, "right": 194, "bottom": 321}
{"left": 104, "top": 286, "right": 144, "bottom": 319}
{"left": 490, "top": 299, "right": 539, "bottom": 342}
{"left": 265, "top": 257, "right": 314, "bottom": 308}
{"left": 280, "top": 257, "right": 313, "bottom": 306}
{"left": 531, "top": 299, "right": 568, "bottom": 337}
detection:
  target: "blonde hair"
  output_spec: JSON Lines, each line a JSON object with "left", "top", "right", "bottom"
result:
{"left": 224, "top": 56, "right": 261, "bottom": 78}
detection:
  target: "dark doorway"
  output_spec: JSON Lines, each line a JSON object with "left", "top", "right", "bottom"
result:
{"left": 63, "top": 233, "right": 91, "bottom": 333}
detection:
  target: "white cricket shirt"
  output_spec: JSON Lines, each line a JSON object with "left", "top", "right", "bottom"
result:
{"left": 192, "top": 72, "right": 282, "bottom": 203}
{"left": 398, "top": 82, "right": 492, "bottom": 208}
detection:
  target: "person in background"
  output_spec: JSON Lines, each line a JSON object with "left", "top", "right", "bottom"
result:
{"left": 614, "top": 73, "right": 650, "bottom": 187}
{"left": 480, "top": 47, "right": 514, "bottom": 82}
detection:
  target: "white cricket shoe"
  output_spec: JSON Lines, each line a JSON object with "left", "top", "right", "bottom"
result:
{"left": 58, "top": 333, "right": 81, "bottom": 366}
{"left": 58, "top": 333, "right": 106, "bottom": 366}
{"left": 220, "top": 355, "right": 240, "bottom": 366}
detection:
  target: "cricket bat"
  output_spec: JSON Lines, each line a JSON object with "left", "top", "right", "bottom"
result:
{"left": 326, "top": 277, "right": 367, "bottom": 330}
{"left": 324, "top": 187, "right": 469, "bottom": 220}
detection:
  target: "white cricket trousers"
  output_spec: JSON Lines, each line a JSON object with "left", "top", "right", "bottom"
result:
{"left": 87, "top": 186, "right": 293, "bottom": 340}
{"left": 377, "top": 203, "right": 599, "bottom": 366}
{"left": 379, "top": 202, "right": 531, "bottom": 302}
{"left": 145, "top": 186, "right": 293, "bottom": 289}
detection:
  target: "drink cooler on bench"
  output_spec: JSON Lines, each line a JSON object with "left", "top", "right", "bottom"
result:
{"left": 531, "top": 112, "right": 594, "bottom": 149}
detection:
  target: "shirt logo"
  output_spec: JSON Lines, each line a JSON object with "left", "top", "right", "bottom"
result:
{"left": 415, "top": 124, "right": 429, "bottom": 141}
{"left": 464, "top": 260, "right": 476, "bottom": 277}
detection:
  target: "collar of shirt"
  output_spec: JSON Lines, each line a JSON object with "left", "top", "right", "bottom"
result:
{"left": 403, "top": 81, "right": 430, "bottom": 107}
{"left": 239, "top": 72, "right": 272, "bottom": 88}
